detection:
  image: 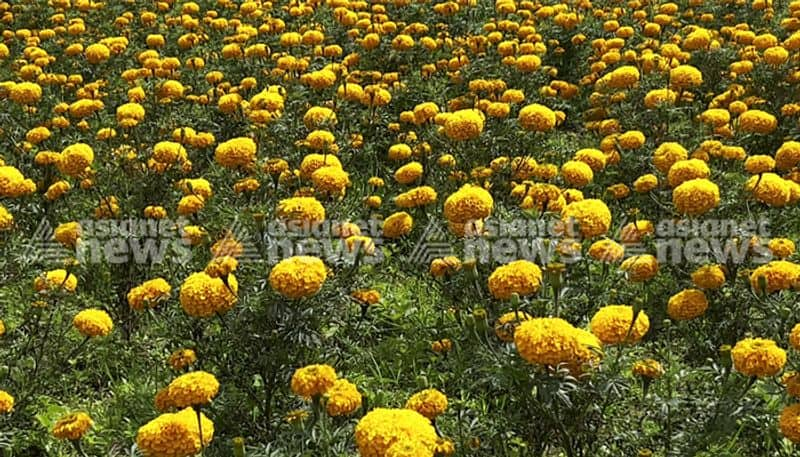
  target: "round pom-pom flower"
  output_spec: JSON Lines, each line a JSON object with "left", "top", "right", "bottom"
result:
{"left": 325, "top": 379, "right": 362, "bottom": 417}
{"left": 214, "top": 137, "right": 256, "bottom": 168}
{"left": 561, "top": 199, "right": 612, "bottom": 238}
{"left": 518, "top": 103, "right": 557, "bottom": 132}
{"left": 179, "top": 272, "right": 238, "bottom": 317}
{"left": 0, "top": 390, "right": 14, "bottom": 414}
{"left": 73, "top": 309, "right": 113, "bottom": 338}
{"left": 620, "top": 255, "right": 659, "bottom": 282}
{"left": 291, "top": 364, "right": 337, "bottom": 399}
{"left": 780, "top": 403, "right": 800, "bottom": 443}
{"left": 443, "top": 184, "right": 493, "bottom": 223}
{"left": 443, "top": 109, "right": 485, "bottom": 141}
{"left": 383, "top": 211, "right": 414, "bottom": 238}
{"left": 34, "top": 269, "right": 78, "bottom": 293}
{"left": 691, "top": 265, "right": 726, "bottom": 289}
{"left": 666, "top": 289, "right": 709, "bottom": 321}
{"left": 731, "top": 337, "right": 786, "bottom": 377}
{"left": 405, "top": 388, "right": 448, "bottom": 420}
{"left": 52, "top": 412, "right": 93, "bottom": 441}
{"left": 136, "top": 407, "right": 214, "bottom": 457}
{"left": 128, "top": 278, "right": 171, "bottom": 310}
{"left": 355, "top": 408, "right": 437, "bottom": 457}
{"left": 590, "top": 305, "right": 649, "bottom": 344}
{"left": 494, "top": 311, "right": 533, "bottom": 342}
{"left": 672, "top": 178, "right": 720, "bottom": 215}
{"left": 488, "top": 260, "right": 542, "bottom": 300}
{"left": 514, "top": 317, "right": 581, "bottom": 366}
{"left": 164, "top": 371, "right": 220, "bottom": 408}
{"left": 749, "top": 260, "right": 800, "bottom": 293}
{"left": 269, "top": 256, "right": 327, "bottom": 299}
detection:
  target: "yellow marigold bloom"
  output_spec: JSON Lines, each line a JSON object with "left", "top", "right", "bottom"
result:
{"left": 601, "top": 65, "right": 640, "bottom": 89}
{"left": 431, "top": 339, "right": 453, "bottom": 354}
{"left": 116, "top": 102, "right": 145, "bottom": 127}
{"left": 52, "top": 412, "right": 93, "bottom": 441}
{"left": 179, "top": 272, "right": 238, "bottom": 317}
{"left": 669, "top": 65, "right": 703, "bottom": 89}
{"left": 443, "top": 109, "right": 485, "bottom": 141}
{"left": 691, "top": 265, "right": 726, "bottom": 289}
{"left": 58, "top": 143, "right": 94, "bottom": 177}
{"left": 351, "top": 289, "right": 381, "bottom": 305}
{"left": 177, "top": 195, "right": 205, "bottom": 215}
{"left": 406, "top": 388, "right": 447, "bottom": 420}
{"left": 385, "top": 439, "right": 433, "bottom": 457}
{"left": 164, "top": 371, "right": 219, "bottom": 407}
{"left": 749, "top": 260, "right": 800, "bottom": 293}
{"left": 744, "top": 155, "right": 776, "bottom": 174}
{"left": 617, "top": 130, "right": 645, "bottom": 149}
{"left": 0, "top": 390, "right": 13, "bottom": 414}
{"left": 518, "top": 103, "right": 557, "bottom": 132}
{"left": 561, "top": 199, "right": 612, "bottom": 238}
{"left": 291, "top": 364, "right": 337, "bottom": 399}
{"left": 215, "top": 137, "right": 256, "bottom": 168}
{"left": 0, "top": 205, "right": 11, "bottom": 231}
{"left": 169, "top": 349, "right": 197, "bottom": 371}
{"left": 731, "top": 337, "right": 786, "bottom": 377}
{"left": 672, "top": 178, "right": 720, "bottom": 215}
{"left": 158, "top": 80, "right": 185, "bottom": 100}
{"left": 790, "top": 323, "right": 800, "bottom": 351}
{"left": 9, "top": 82, "right": 42, "bottom": 105}
{"left": 153, "top": 141, "right": 187, "bottom": 166}
{"left": 632, "top": 359, "right": 664, "bottom": 379}
{"left": 44, "top": 179, "right": 69, "bottom": 200}
{"left": 561, "top": 160, "right": 594, "bottom": 187}
{"left": 781, "top": 403, "right": 800, "bottom": 443}
{"left": 494, "top": 311, "right": 532, "bottom": 342}
{"left": 698, "top": 108, "right": 730, "bottom": 127}
{"left": 325, "top": 379, "right": 362, "bottom": 417}
{"left": 276, "top": 196, "right": 326, "bottom": 228}
{"left": 306, "top": 130, "right": 337, "bottom": 151}
{"left": 136, "top": 407, "right": 214, "bottom": 457}
{"left": 514, "top": 317, "right": 584, "bottom": 366}
{"left": 667, "top": 159, "right": 710, "bottom": 187}
{"left": 269, "top": 256, "right": 327, "bottom": 299}
{"left": 205, "top": 256, "right": 238, "bottom": 279}
{"left": 633, "top": 174, "right": 659, "bottom": 193}
{"left": 620, "top": 255, "right": 659, "bottom": 282}
{"left": 394, "top": 162, "right": 423, "bottom": 185}
{"left": 73, "top": 309, "right": 113, "bottom": 337}
{"left": 769, "top": 238, "right": 796, "bottom": 259}
{"left": 644, "top": 88, "right": 678, "bottom": 108}
{"left": 783, "top": 372, "right": 800, "bottom": 397}
{"left": 488, "top": 260, "right": 542, "bottom": 300}
{"left": 667, "top": 289, "right": 709, "bottom": 321}
{"left": 387, "top": 144, "right": 412, "bottom": 161}
{"left": 745, "top": 173, "right": 791, "bottom": 207}
{"left": 302, "top": 107, "right": 337, "bottom": 130}
{"left": 653, "top": 142, "right": 688, "bottom": 173}
{"left": 429, "top": 256, "right": 462, "bottom": 278}
{"left": 26, "top": 126, "right": 51, "bottom": 144}
{"left": 395, "top": 186, "right": 437, "bottom": 208}
{"left": 34, "top": 269, "right": 78, "bottom": 293}
{"left": 383, "top": 211, "right": 414, "bottom": 238}
{"left": 776, "top": 141, "right": 800, "bottom": 171}
{"left": 85, "top": 43, "right": 110, "bottom": 64}
{"left": 312, "top": 166, "right": 350, "bottom": 195}
{"left": 515, "top": 54, "right": 542, "bottom": 73}
{"left": 300, "top": 153, "right": 342, "bottom": 179}
{"left": 443, "top": 184, "right": 493, "bottom": 223}
{"left": 54, "top": 221, "right": 81, "bottom": 248}
{"left": 355, "top": 408, "right": 437, "bottom": 457}
{"left": 738, "top": 109, "right": 777, "bottom": 134}
{"left": 590, "top": 305, "right": 649, "bottom": 344}
{"left": 588, "top": 239, "right": 625, "bottom": 263}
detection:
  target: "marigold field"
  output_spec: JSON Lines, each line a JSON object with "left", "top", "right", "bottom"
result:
{"left": 6, "top": 0, "right": 800, "bottom": 456}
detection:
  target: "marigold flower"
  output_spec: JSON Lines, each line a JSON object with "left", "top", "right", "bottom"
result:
{"left": 443, "top": 109, "right": 485, "bottom": 141}
{"left": 406, "top": 389, "right": 447, "bottom": 420}
{"left": 291, "top": 364, "right": 337, "bottom": 399}
{"left": 667, "top": 289, "right": 708, "bottom": 321}
{"left": 590, "top": 305, "right": 649, "bottom": 344}
{"left": 488, "top": 260, "right": 542, "bottom": 300}
{"left": 325, "top": 379, "right": 362, "bottom": 416}
{"left": 164, "top": 371, "right": 219, "bottom": 408}
{"left": 691, "top": 265, "right": 726, "bottom": 289}
{"left": 632, "top": 359, "right": 664, "bottom": 379}
{"left": 561, "top": 199, "right": 612, "bottom": 238}
{"left": 0, "top": 390, "right": 13, "bottom": 414}
{"left": 215, "top": 137, "right": 256, "bottom": 168}
{"left": 73, "top": 309, "right": 113, "bottom": 337}
{"left": 179, "top": 272, "right": 238, "bottom": 317}
{"left": 620, "top": 255, "right": 659, "bottom": 282}
{"left": 355, "top": 408, "right": 437, "bottom": 457}
{"left": 136, "top": 407, "right": 214, "bottom": 457}
{"left": 269, "top": 256, "right": 327, "bottom": 299}
{"left": 52, "top": 412, "right": 93, "bottom": 441}
{"left": 731, "top": 337, "right": 786, "bottom": 377}
{"left": 672, "top": 178, "right": 720, "bottom": 215}
{"left": 383, "top": 211, "right": 414, "bottom": 238}
{"left": 518, "top": 103, "right": 557, "bottom": 132}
